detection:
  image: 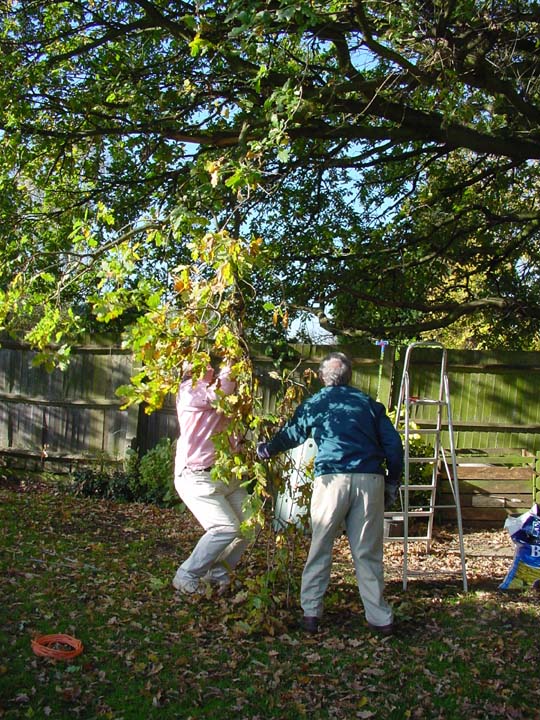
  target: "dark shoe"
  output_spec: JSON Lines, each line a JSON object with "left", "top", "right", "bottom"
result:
{"left": 367, "top": 622, "right": 394, "bottom": 637}
{"left": 302, "top": 616, "right": 320, "bottom": 634}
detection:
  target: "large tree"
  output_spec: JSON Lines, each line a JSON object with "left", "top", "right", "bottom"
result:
{"left": 2, "top": 0, "right": 540, "bottom": 370}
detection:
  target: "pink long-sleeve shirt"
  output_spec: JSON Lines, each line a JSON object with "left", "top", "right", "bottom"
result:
{"left": 175, "top": 366, "right": 236, "bottom": 472}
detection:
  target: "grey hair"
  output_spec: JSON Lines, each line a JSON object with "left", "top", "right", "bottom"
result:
{"left": 319, "top": 352, "right": 352, "bottom": 387}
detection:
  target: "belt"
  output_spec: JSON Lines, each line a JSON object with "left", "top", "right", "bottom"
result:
{"left": 190, "top": 466, "right": 213, "bottom": 473}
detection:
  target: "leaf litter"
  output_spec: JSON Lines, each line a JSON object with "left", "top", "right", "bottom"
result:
{"left": 1, "top": 477, "right": 540, "bottom": 719}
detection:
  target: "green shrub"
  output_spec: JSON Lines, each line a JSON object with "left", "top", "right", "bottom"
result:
{"left": 130, "top": 438, "right": 178, "bottom": 507}
{"left": 70, "top": 439, "right": 178, "bottom": 506}
{"left": 70, "top": 466, "right": 135, "bottom": 501}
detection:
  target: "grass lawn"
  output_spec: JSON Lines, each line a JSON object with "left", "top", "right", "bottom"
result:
{"left": 1, "top": 476, "right": 539, "bottom": 719}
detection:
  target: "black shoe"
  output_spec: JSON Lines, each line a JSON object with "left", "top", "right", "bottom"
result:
{"left": 367, "top": 622, "right": 394, "bottom": 637}
{"left": 302, "top": 616, "right": 320, "bottom": 634}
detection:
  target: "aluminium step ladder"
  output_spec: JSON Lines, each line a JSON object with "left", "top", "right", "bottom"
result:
{"left": 385, "top": 342, "right": 468, "bottom": 591}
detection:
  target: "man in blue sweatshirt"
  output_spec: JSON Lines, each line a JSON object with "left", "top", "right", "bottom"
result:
{"left": 257, "top": 351, "right": 403, "bottom": 636}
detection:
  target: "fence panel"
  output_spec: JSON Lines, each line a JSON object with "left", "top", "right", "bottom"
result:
{"left": 0, "top": 338, "right": 137, "bottom": 469}
{"left": 439, "top": 455, "right": 535, "bottom": 529}
{"left": 390, "top": 347, "right": 540, "bottom": 453}
{"left": 448, "top": 351, "right": 540, "bottom": 452}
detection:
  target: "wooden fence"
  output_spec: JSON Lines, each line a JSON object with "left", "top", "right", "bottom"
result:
{"left": 439, "top": 452, "right": 538, "bottom": 528}
{"left": 2, "top": 338, "right": 540, "bottom": 526}
{"left": 0, "top": 337, "right": 138, "bottom": 472}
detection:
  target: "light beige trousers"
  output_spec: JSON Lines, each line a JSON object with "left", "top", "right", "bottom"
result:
{"left": 174, "top": 468, "right": 249, "bottom": 585}
{"left": 301, "top": 472, "right": 393, "bottom": 627}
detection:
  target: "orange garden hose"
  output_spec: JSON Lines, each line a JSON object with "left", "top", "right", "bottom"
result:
{"left": 31, "top": 633, "right": 83, "bottom": 660}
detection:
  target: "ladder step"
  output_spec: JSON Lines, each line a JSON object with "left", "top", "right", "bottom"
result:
{"left": 404, "top": 484, "right": 437, "bottom": 490}
{"left": 384, "top": 506, "right": 459, "bottom": 521}
{"left": 386, "top": 510, "right": 433, "bottom": 518}
{"left": 410, "top": 428, "right": 443, "bottom": 435}
{"left": 407, "top": 398, "right": 445, "bottom": 405}
{"left": 407, "top": 457, "right": 438, "bottom": 463}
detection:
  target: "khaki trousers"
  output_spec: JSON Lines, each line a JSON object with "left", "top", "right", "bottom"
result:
{"left": 174, "top": 468, "right": 249, "bottom": 585}
{"left": 301, "top": 473, "right": 393, "bottom": 627}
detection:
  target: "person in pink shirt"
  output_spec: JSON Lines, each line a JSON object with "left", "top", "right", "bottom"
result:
{"left": 172, "top": 363, "right": 249, "bottom": 595}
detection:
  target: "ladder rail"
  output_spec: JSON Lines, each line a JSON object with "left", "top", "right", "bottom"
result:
{"left": 387, "top": 341, "right": 468, "bottom": 591}
{"left": 444, "top": 373, "right": 468, "bottom": 590}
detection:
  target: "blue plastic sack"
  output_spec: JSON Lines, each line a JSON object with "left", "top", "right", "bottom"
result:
{"left": 499, "top": 504, "right": 540, "bottom": 590}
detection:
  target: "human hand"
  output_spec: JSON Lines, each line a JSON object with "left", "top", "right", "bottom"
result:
{"left": 256, "top": 442, "right": 271, "bottom": 460}
{"left": 384, "top": 481, "right": 400, "bottom": 511}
